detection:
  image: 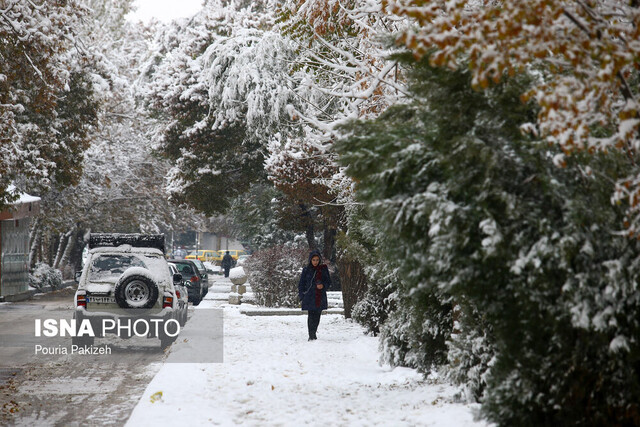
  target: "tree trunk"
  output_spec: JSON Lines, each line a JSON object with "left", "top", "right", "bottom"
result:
{"left": 53, "top": 231, "right": 71, "bottom": 269}
{"left": 42, "top": 233, "right": 54, "bottom": 266}
{"left": 41, "top": 234, "right": 48, "bottom": 266}
{"left": 336, "top": 257, "right": 367, "bottom": 318}
{"left": 58, "top": 227, "right": 76, "bottom": 278}
{"left": 322, "top": 223, "right": 336, "bottom": 263}
{"left": 28, "top": 218, "right": 41, "bottom": 269}
{"left": 48, "top": 233, "right": 64, "bottom": 267}
{"left": 52, "top": 233, "right": 63, "bottom": 269}
{"left": 299, "top": 203, "right": 316, "bottom": 250}
{"left": 68, "top": 228, "right": 87, "bottom": 275}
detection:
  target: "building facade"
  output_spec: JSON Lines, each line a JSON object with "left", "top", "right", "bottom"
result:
{"left": 0, "top": 192, "right": 40, "bottom": 301}
{"left": 199, "top": 232, "right": 244, "bottom": 252}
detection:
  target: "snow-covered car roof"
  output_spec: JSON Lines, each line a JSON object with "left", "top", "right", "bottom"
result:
{"left": 89, "top": 233, "right": 165, "bottom": 254}
{"left": 89, "top": 245, "right": 164, "bottom": 256}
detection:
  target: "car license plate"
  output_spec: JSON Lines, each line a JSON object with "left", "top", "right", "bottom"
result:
{"left": 87, "top": 296, "right": 115, "bottom": 304}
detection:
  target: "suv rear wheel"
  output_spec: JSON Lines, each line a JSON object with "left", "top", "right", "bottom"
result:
{"left": 114, "top": 274, "right": 159, "bottom": 310}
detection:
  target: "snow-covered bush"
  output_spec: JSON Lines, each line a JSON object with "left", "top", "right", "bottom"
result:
{"left": 446, "top": 302, "right": 495, "bottom": 403}
{"left": 379, "top": 289, "right": 452, "bottom": 372}
{"left": 29, "top": 263, "right": 63, "bottom": 292}
{"left": 337, "top": 56, "right": 640, "bottom": 425}
{"left": 335, "top": 204, "right": 399, "bottom": 332}
{"left": 245, "top": 246, "right": 308, "bottom": 307}
{"left": 350, "top": 261, "right": 398, "bottom": 336}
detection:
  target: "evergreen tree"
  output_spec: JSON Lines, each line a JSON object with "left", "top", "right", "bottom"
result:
{"left": 337, "top": 204, "right": 399, "bottom": 331}
{"left": 336, "top": 55, "right": 640, "bottom": 425}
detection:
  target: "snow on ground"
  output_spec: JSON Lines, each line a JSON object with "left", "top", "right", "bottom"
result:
{"left": 126, "top": 278, "right": 487, "bottom": 426}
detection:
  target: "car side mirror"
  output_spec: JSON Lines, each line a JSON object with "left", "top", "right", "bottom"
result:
{"left": 74, "top": 271, "right": 82, "bottom": 282}
{"left": 173, "top": 273, "right": 183, "bottom": 285}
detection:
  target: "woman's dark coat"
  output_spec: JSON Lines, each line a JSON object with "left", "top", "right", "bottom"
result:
{"left": 298, "top": 250, "right": 332, "bottom": 311}
{"left": 221, "top": 253, "right": 233, "bottom": 269}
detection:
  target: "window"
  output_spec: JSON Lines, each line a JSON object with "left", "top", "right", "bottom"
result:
{"left": 177, "top": 264, "right": 194, "bottom": 275}
{"left": 89, "top": 255, "right": 146, "bottom": 282}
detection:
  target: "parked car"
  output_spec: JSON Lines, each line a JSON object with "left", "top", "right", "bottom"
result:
{"left": 185, "top": 250, "right": 218, "bottom": 262}
{"left": 74, "top": 233, "right": 183, "bottom": 349}
{"left": 168, "top": 263, "right": 188, "bottom": 326}
{"left": 189, "top": 259, "right": 209, "bottom": 295}
{"left": 167, "top": 259, "right": 205, "bottom": 305}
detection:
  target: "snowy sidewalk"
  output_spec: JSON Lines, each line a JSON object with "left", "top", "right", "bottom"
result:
{"left": 126, "top": 280, "right": 486, "bottom": 426}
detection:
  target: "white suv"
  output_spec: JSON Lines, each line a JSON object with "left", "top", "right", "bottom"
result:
{"left": 74, "top": 234, "right": 183, "bottom": 349}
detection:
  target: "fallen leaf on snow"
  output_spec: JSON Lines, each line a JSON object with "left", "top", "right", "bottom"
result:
{"left": 150, "top": 391, "right": 163, "bottom": 403}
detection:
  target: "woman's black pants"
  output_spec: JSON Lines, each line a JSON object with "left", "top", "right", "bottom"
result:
{"left": 307, "top": 310, "right": 322, "bottom": 339}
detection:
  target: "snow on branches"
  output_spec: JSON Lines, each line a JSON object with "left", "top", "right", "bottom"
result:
{"left": 280, "top": 0, "right": 406, "bottom": 127}
{"left": 145, "top": 0, "right": 406, "bottom": 221}
{"left": 384, "top": 0, "right": 640, "bottom": 233}
{"left": 201, "top": 29, "right": 300, "bottom": 141}
{"left": 144, "top": 0, "right": 305, "bottom": 213}
{"left": 265, "top": 0, "right": 407, "bottom": 222}
{"left": 0, "top": 0, "right": 95, "bottom": 206}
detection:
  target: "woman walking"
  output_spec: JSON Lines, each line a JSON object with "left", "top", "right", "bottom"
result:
{"left": 298, "top": 250, "right": 332, "bottom": 341}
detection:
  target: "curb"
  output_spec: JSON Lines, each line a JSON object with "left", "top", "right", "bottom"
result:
{"left": 0, "top": 280, "right": 76, "bottom": 302}
{"left": 29, "top": 280, "right": 76, "bottom": 297}
{"left": 0, "top": 291, "right": 32, "bottom": 303}
{"left": 239, "top": 308, "right": 344, "bottom": 316}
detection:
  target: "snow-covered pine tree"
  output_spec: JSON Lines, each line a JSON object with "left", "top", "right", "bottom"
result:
{"left": 336, "top": 55, "right": 640, "bottom": 425}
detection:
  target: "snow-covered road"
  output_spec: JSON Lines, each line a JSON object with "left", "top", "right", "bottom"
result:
{"left": 126, "top": 276, "right": 487, "bottom": 426}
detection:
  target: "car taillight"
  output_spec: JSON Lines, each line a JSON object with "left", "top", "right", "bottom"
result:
{"left": 163, "top": 296, "right": 173, "bottom": 308}
{"left": 76, "top": 294, "right": 86, "bottom": 308}
{"left": 191, "top": 276, "right": 199, "bottom": 283}
{"left": 176, "top": 290, "right": 181, "bottom": 299}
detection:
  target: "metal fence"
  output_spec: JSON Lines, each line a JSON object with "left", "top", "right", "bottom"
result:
{"left": 1, "top": 218, "right": 30, "bottom": 297}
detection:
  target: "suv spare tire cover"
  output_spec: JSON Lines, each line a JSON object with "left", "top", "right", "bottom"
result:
{"left": 114, "top": 267, "right": 159, "bottom": 310}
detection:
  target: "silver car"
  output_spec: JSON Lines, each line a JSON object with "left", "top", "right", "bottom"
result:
{"left": 74, "top": 234, "right": 184, "bottom": 349}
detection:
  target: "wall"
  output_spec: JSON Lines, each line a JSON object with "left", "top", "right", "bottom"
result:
{"left": 199, "top": 232, "right": 244, "bottom": 251}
